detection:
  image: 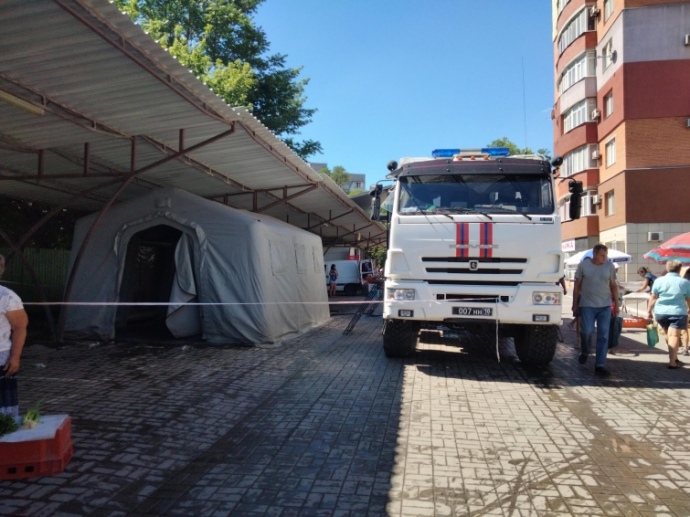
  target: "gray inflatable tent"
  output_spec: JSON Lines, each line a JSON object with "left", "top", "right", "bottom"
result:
{"left": 64, "top": 188, "right": 330, "bottom": 344}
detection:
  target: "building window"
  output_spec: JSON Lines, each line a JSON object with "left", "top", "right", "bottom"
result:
{"left": 558, "top": 0, "right": 571, "bottom": 15}
{"left": 563, "top": 98, "right": 596, "bottom": 133}
{"left": 558, "top": 51, "right": 596, "bottom": 94}
{"left": 582, "top": 191, "right": 598, "bottom": 217}
{"left": 562, "top": 145, "right": 597, "bottom": 177}
{"left": 604, "top": 0, "right": 614, "bottom": 21}
{"left": 605, "top": 138, "right": 616, "bottom": 167}
{"left": 558, "top": 9, "right": 590, "bottom": 55}
{"left": 603, "top": 39, "right": 614, "bottom": 70}
{"left": 605, "top": 191, "right": 615, "bottom": 216}
{"left": 604, "top": 240, "right": 619, "bottom": 251}
{"left": 604, "top": 91, "right": 614, "bottom": 118}
{"left": 561, "top": 198, "right": 571, "bottom": 222}
{"left": 560, "top": 191, "right": 598, "bottom": 220}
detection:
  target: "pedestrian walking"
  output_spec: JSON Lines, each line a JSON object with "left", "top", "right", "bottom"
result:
{"left": 647, "top": 260, "right": 690, "bottom": 369}
{"left": 681, "top": 268, "right": 690, "bottom": 355}
{"left": 572, "top": 243, "right": 619, "bottom": 376}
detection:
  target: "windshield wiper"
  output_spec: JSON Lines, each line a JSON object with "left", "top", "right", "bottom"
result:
{"left": 480, "top": 205, "right": 533, "bottom": 221}
{"left": 436, "top": 207, "right": 493, "bottom": 220}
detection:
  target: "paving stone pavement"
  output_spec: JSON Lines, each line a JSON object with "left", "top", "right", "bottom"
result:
{"left": 2, "top": 297, "right": 690, "bottom": 516}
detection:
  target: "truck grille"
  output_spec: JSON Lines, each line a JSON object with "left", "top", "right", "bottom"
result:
{"left": 426, "top": 267, "right": 522, "bottom": 274}
{"left": 441, "top": 294, "right": 499, "bottom": 303}
{"left": 422, "top": 257, "right": 527, "bottom": 263}
{"left": 422, "top": 257, "right": 527, "bottom": 275}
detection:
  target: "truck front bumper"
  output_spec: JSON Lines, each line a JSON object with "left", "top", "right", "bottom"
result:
{"left": 383, "top": 280, "right": 562, "bottom": 325}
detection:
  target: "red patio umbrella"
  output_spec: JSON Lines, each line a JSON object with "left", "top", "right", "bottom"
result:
{"left": 644, "top": 232, "right": 690, "bottom": 263}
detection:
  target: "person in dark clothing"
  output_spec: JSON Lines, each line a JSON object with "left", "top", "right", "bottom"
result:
{"left": 328, "top": 264, "right": 338, "bottom": 297}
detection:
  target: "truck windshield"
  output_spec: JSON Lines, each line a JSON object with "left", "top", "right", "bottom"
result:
{"left": 397, "top": 173, "right": 554, "bottom": 215}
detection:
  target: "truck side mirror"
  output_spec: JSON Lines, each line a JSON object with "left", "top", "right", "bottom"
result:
{"left": 370, "top": 184, "right": 383, "bottom": 221}
{"left": 568, "top": 180, "right": 583, "bottom": 220}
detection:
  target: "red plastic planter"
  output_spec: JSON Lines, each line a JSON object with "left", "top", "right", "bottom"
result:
{"left": 623, "top": 317, "right": 648, "bottom": 329}
{"left": 0, "top": 415, "right": 73, "bottom": 480}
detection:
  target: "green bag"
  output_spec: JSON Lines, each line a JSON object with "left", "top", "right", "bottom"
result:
{"left": 646, "top": 323, "right": 659, "bottom": 348}
{"left": 608, "top": 315, "right": 623, "bottom": 349}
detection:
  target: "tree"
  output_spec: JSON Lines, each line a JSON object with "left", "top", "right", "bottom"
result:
{"left": 367, "top": 245, "right": 387, "bottom": 269}
{"left": 487, "top": 137, "right": 551, "bottom": 160}
{"left": 0, "top": 196, "right": 85, "bottom": 250}
{"left": 115, "top": 0, "right": 321, "bottom": 160}
{"left": 318, "top": 165, "right": 350, "bottom": 190}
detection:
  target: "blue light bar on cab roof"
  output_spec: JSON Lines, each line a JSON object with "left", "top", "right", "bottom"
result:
{"left": 482, "top": 147, "right": 510, "bottom": 157}
{"left": 431, "top": 147, "right": 511, "bottom": 159}
{"left": 431, "top": 149, "right": 460, "bottom": 158}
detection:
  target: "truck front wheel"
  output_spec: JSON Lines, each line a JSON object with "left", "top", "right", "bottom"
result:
{"left": 514, "top": 325, "right": 558, "bottom": 365}
{"left": 383, "top": 320, "right": 420, "bottom": 358}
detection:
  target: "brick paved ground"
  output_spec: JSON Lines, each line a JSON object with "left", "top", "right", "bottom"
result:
{"left": 2, "top": 297, "right": 690, "bottom": 516}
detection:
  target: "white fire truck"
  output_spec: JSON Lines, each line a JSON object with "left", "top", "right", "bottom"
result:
{"left": 371, "top": 147, "right": 577, "bottom": 365}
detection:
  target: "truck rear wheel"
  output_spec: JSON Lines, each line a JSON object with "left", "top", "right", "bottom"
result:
{"left": 383, "top": 320, "right": 419, "bottom": 358}
{"left": 514, "top": 325, "right": 558, "bottom": 365}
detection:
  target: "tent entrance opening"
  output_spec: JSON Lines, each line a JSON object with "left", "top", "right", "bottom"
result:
{"left": 116, "top": 225, "right": 183, "bottom": 337}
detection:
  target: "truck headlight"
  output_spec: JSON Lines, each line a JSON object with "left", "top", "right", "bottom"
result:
{"left": 532, "top": 292, "right": 561, "bottom": 305}
{"left": 388, "top": 288, "right": 416, "bottom": 301}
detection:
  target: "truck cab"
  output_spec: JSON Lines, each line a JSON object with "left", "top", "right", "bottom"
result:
{"left": 375, "top": 147, "right": 566, "bottom": 364}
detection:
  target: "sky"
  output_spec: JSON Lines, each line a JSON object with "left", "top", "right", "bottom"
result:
{"left": 253, "top": 1, "right": 556, "bottom": 187}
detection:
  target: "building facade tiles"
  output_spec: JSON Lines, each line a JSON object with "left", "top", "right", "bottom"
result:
{"left": 553, "top": 0, "right": 690, "bottom": 279}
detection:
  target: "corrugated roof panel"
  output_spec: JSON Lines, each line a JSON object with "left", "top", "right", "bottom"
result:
{"left": 0, "top": 0, "right": 385, "bottom": 246}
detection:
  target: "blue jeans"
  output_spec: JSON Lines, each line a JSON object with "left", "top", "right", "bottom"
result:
{"left": 579, "top": 306, "right": 611, "bottom": 367}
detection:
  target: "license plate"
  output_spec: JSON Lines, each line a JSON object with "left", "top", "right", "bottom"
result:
{"left": 453, "top": 307, "right": 493, "bottom": 317}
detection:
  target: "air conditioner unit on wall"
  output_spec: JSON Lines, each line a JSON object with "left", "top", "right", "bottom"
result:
{"left": 648, "top": 231, "right": 663, "bottom": 242}
{"left": 591, "top": 194, "right": 600, "bottom": 204}
{"left": 591, "top": 108, "right": 601, "bottom": 121}
{"left": 591, "top": 150, "right": 601, "bottom": 160}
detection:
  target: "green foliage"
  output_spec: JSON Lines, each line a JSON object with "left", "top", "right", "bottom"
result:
{"left": 114, "top": 0, "right": 322, "bottom": 159}
{"left": 487, "top": 138, "right": 551, "bottom": 160}
{"left": 0, "top": 196, "right": 85, "bottom": 249}
{"left": 368, "top": 246, "right": 387, "bottom": 268}
{"left": 0, "top": 413, "right": 18, "bottom": 437}
{"left": 282, "top": 137, "right": 322, "bottom": 161}
{"left": 318, "top": 165, "right": 350, "bottom": 190}
{"left": 348, "top": 188, "right": 365, "bottom": 197}
{"left": 24, "top": 401, "right": 41, "bottom": 423}
{"left": 330, "top": 166, "right": 350, "bottom": 189}
{"left": 537, "top": 148, "right": 552, "bottom": 161}
{"left": 165, "top": 25, "right": 257, "bottom": 108}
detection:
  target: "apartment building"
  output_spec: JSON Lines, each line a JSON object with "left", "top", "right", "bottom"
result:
{"left": 553, "top": 0, "right": 690, "bottom": 279}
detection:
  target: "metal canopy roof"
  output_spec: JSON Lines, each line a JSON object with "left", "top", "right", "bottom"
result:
{"left": 0, "top": 0, "right": 386, "bottom": 248}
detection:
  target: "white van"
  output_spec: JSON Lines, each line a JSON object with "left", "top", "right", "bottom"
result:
{"left": 326, "top": 259, "right": 373, "bottom": 295}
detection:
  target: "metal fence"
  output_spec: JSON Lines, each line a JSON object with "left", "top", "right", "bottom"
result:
{"left": 0, "top": 248, "right": 70, "bottom": 302}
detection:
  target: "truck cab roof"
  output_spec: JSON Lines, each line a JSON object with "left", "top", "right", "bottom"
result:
{"left": 389, "top": 148, "right": 552, "bottom": 179}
